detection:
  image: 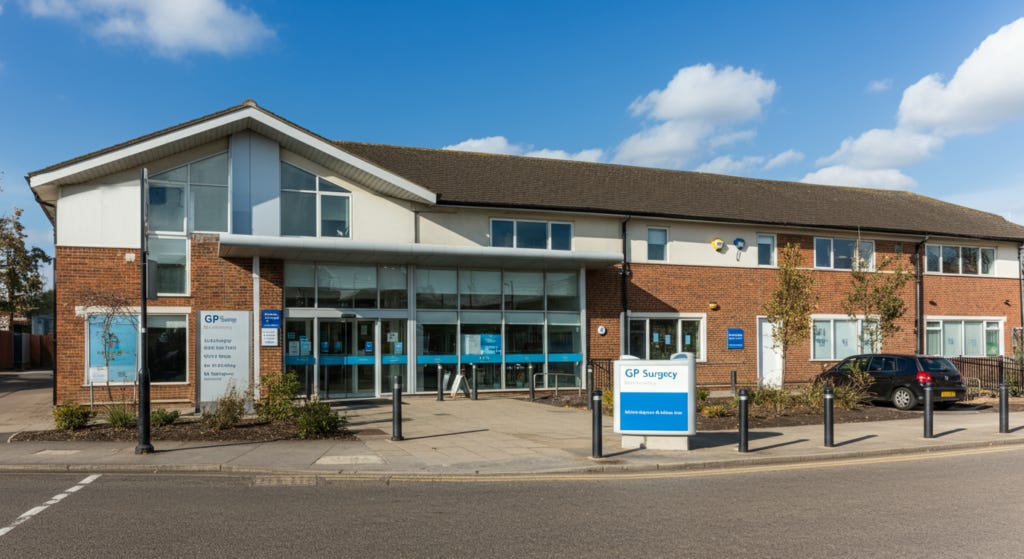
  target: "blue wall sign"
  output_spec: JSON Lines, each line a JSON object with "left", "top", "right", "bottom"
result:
{"left": 727, "top": 328, "right": 745, "bottom": 350}
{"left": 261, "top": 310, "right": 282, "bottom": 329}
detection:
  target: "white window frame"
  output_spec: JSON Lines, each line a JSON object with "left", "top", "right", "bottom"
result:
{"left": 924, "top": 244, "right": 996, "bottom": 276}
{"left": 925, "top": 316, "right": 1004, "bottom": 357}
{"left": 488, "top": 218, "right": 573, "bottom": 250}
{"left": 148, "top": 234, "right": 190, "bottom": 297}
{"left": 647, "top": 227, "right": 668, "bottom": 262}
{"left": 281, "top": 162, "right": 352, "bottom": 238}
{"left": 149, "top": 151, "right": 231, "bottom": 235}
{"left": 814, "top": 237, "right": 874, "bottom": 271}
{"left": 757, "top": 233, "right": 776, "bottom": 267}
{"left": 626, "top": 313, "right": 706, "bottom": 361}
{"left": 811, "top": 315, "right": 880, "bottom": 361}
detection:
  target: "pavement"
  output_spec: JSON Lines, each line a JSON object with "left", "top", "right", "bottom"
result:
{"left": 3, "top": 369, "right": 1024, "bottom": 479}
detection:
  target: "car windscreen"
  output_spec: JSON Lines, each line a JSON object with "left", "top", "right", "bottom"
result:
{"left": 919, "top": 357, "right": 957, "bottom": 374}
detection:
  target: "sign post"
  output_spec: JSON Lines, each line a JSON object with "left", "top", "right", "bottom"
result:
{"left": 613, "top": 354, "right": 696, "bottom": 450}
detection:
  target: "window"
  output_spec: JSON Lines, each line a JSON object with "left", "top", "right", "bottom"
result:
{"left": 757, "top": 234, "right": 776, "bottom": 266}
{"left": 648, "top": 228, "right": 667, "bottom": 261}
{"left": 815, "top": 238, "right": 873, "bottom": 270}
{"left": 926, "top": 319, "right": 1002, "bottom": 357}
{"left": 147, "top": 152, "right": 228, "bottom": 296}
{"left": 627, "top": 316, "right": 705, "bottom": 360}
{"left": 281, "top": 162, "right": 351, "bottom": 238}
{"left": 285, "top": 263, "right": 409, "bottom": 309}
{"left": 149, "top": 152, "right": 229, "bottom": 234}
{"left": 87, "top": 313, "right": 187, "bottom": 384}
{"left": 925, "top": 244, "right": 995, "bottom": 275}
{"left": 148, "top": 315, "right": 188, "bottom": 383}
{"left": 812, "top": 317, "right": 879, "bottom": 360}
{"left": 489, "top": 219, "right": 572, "bottom": 250}
{"left": 149, "top": 236, "right": 188, "bottom": 295}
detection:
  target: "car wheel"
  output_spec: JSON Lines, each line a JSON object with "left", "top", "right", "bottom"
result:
{"left": 892, "top": 386, "right": 917, "bottom": 410}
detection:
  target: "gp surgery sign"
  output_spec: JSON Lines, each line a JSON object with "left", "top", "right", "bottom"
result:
{"left": 613, "top": 356, "right": 696, "bottom": 436}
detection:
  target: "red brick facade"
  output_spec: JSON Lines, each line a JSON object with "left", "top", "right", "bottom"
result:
{"left": 54, "top": 235, "right": 283, "bottom": 406}
{"left": 587, "top": 234, "right": 1021, "bottom": 389}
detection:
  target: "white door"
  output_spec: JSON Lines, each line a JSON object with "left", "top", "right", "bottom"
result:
{"left": 758, "top": 318, "right": 784, "bottom": 388}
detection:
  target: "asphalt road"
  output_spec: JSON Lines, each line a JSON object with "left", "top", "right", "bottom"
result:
{"left": 2, "top": 446, "right": 1022, "bottom": 558}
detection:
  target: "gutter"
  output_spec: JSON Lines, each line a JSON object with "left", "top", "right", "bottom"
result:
{"left": 914, "top": 236, "right": 929, "bottom": 354}
{"left": 621, "top": 215, "right": 632, "bottom": 340}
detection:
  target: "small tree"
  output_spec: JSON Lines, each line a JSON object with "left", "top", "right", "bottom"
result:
{"left": 841, "top": 255, "right": 912, "bottom": 353}
{"left": 763, "top": 243, "right": 817, "bottom": 386}
{"left": 0, "top": 207, "right": 53, "bottom": 329}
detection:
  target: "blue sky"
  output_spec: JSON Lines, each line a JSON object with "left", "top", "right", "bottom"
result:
{"left": 2, "top": 0, "right": 1024, "bottom": 286}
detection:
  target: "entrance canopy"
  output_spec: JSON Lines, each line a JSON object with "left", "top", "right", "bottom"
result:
{"left": 218, "top": 233, "right": 622, "bottom": 270}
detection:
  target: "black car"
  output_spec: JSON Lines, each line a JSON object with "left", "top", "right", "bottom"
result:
{"left": 819, "top": 354, "right": 967, "bottom": 410}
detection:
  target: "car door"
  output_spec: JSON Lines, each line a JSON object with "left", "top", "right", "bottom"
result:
{"left": 868, "top": 356, "right": 898, "bottom": 398}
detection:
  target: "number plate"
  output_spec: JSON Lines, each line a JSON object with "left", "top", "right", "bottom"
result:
{"left": 940, "top": 391, "right": 956, "bottom": 398}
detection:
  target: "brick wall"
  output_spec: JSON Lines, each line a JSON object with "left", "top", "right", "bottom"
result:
{"left": 54, "top": 236, "right": 285, "bottom": 406}
{"left": 587, "top": 234, "right": 1021, "bottom": 387}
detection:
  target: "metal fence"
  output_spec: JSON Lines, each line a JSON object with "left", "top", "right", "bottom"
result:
{"left": 950, "top": 356, "right": 1024, "bottom": 393}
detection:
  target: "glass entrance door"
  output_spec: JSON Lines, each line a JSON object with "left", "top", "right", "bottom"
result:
{"left": 319, "top": 318, "right": 376, "bottom": 399}
{"left": 381, "top": 319, "right": 408, "bottom": 392}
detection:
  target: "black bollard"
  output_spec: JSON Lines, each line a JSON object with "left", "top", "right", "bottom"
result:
{"left": 1000, "top": 382, "right": 1010, "bottom": 434}
{"left": 738, "top": 389, "right": 749, "bottom": 453}
{"left": 529, "top": 372, "right": 536, "bottom": 401}
{"left": 587, "top": 363, "right": 595, "bottom": 410}
{"left": 823, "top": 385, "right": 834, "bottom": 448}
{"left": 391, "top": 377, "right": 404, "bottom": 441}
{"left": 923, "top": 383, "right": 933, "bottom": 439}
{"left": 437, "top": 367, "right": 444, "bottom": 402}
{"left": 731, "top": 370, "right": 737, "bottom": 397}
{"left": 591, "top": 390, "right": 603, "bottom": 458}
{"left": 472, "top": 364, "right": 479, "bottom": 401}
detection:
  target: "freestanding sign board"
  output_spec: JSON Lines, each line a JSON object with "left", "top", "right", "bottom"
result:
{"left": 199, "top": 311, "right": 251, "bottom": 407}
{"left": 613, "top": 354, "right": 696, "bottom": 449}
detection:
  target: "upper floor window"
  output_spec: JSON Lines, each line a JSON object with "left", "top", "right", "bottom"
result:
{"left": 647, "top": 227, "right": 667, "bottom": 261}
{"left": 757, "top": 234, "right": 776, "bottom": 266}
{"left": 281, "top": 162, "right": 351, "bottom": 238}
{"left": 490, "top": 219, "right": 572, "bottom": 250}
{"left": 149, "top": 152, "right": 229, "bottom": 233}
{"left": 815, "top": 237, "right": 874, "bottom": 270}
{"left": 925, "top": 244, "right": 995, "bottom": 275}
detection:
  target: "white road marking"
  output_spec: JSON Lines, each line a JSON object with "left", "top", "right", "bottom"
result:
{"left": 0, "top": 474, "right": 101, "bottom": 538}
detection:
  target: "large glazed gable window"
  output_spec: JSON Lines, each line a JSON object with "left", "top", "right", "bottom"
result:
{"left": 281, "top": 162, "right": 351, "bottom": 238}
{"left": 150, "top": 152, "right": 229, "bottom": 233}
{"left": 489, "top": 219, "right": 572, "bottom": 250}
{"left": 925, "top": 244, "right": 995, "bottom": 276}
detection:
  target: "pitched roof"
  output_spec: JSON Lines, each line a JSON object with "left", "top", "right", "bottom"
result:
{"left": 335, "top": 141, "right": 1024, "bottom": 242}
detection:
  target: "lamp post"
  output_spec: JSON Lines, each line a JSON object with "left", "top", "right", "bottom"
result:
{"left": 136, "top": 168, "right": 153, "bottom": 455}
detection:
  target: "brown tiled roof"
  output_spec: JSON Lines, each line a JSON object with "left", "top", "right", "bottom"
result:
{"left": 335, "top": 141, "right": 1024, "bottom": 242}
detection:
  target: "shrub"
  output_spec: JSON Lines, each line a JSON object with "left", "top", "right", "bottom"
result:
{"left": 106, "top": 401, "right": 137, "bottom": 429}
{"left": 295, "top": 399, "right": 344, "bottom": 439}
{"left": 749, "top": 386, "right": 795, "bottom": 413}
{"left": 696, "top": 388, "right": 711, "bottom": 403}
{"left": 700, "top": 402, "right": 733, "bottom": 418}
{"left": 602, "top": 389, "right": 614, "bottom": 411}
{"left": 258, "top": 370, "right": 300, "bottom": 422}
{"left": 205, "top": 384, "right": 249, "bottom": 430}
{"left": 53, "top": 403, "right": 93, "bottom": 431}
{"left": 151, "top": 408, "right": 180, "bottom": 427}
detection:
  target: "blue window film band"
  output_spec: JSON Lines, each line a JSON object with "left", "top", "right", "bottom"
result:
{"left": 382, "top": 355, "right": 407, "bottom": 365}
{"left": 548, "top": 353, "right": 583, "bottom": 363}
{"left": 462, "top": 354, "right": 502, "bottom": 364}
{"left": 285, "top": 356, "right": 315, "bottom": 366}
{"left": 505, "top": 353, "right": 545, "bottom": 363}
{"left": 416, "top": 355, "right": 458, "bottom": 365}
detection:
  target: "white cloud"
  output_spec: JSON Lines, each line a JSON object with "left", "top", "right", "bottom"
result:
{"left": 801, "top": 166, "right": 917, "bottom": 189}
{"left": 809, "top": 18, "right": 1024, "bottom": 189}
{"left": 816, "top": 128, "right": 944, "bottom": 169}
{"left": 709, "top": 129, "right": 756, "bottom": 148}
{"left": 614, "top": 64, "right": 776, "bottom": 168}
{"left": 899, "top": 18, "right": 1024, "bottom": 135}
{"left": 867, "top": 78, "right": 892, "bottom": 93}
{"left": 764, "top": 149, "right": 804, "bottom": 170}
{"left": 942, "top": 184, "right": 1024, "bottom": 226}
{"left": 443, "top": 136, "right": 603, "bottom": 162}
{"left": 22, "top": 0, "right": 274, "bottom": 57}
{"left": 695, "top": 155, "right": 765, "bottom": 175}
